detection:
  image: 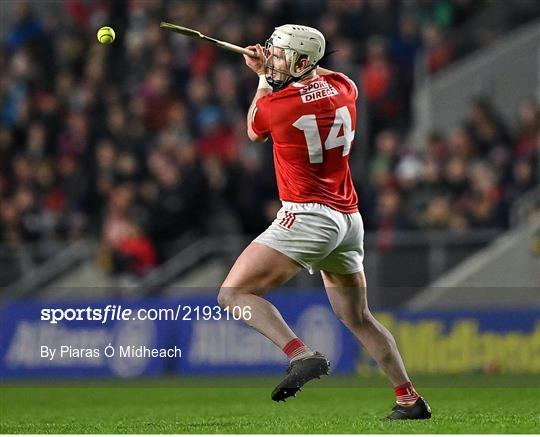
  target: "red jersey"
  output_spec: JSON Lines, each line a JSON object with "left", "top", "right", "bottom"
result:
{"left": 251, "top": 72, "right": 359, "bottom": 213}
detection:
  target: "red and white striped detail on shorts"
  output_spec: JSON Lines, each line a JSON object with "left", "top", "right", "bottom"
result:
{"left": 279, "top": 211, "right": 296, "bottom": 230}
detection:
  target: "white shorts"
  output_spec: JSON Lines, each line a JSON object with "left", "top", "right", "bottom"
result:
{"left": 254, "top": 201, "right": 364, "bottom": 275}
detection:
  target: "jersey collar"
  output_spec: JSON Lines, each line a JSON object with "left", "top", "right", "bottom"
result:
{"left": 292, "top": 74, "right": 322, "bottom": 87}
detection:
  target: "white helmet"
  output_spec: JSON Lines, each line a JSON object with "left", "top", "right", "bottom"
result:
{"left": 264, "top": 24, "right": 326, "bottom": 89}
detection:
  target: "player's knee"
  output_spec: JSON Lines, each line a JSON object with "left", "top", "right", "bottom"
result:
{"left": 217, "top": 287, "right": 236, "bottom": 309}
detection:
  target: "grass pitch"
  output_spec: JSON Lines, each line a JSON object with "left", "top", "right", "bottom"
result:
{"left": 1, "top": 375, "right": 538, "bottom": 433}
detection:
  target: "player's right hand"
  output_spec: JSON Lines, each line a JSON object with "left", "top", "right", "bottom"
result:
{"left": 243, "top": 44, "right": 266, "bottom": 75}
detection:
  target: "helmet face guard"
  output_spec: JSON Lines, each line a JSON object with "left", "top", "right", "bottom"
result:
{"left": 263, "top": 39, "right": 295, "bottom": 91}
{"left": 263, "top": 25, "right": 326, "bottom": 91}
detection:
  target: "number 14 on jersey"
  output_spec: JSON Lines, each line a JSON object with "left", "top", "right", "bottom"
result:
{"left": 293, "top": 106, "right": 355, "bottom": 164}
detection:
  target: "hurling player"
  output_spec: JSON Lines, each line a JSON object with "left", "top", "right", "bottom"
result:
{"left": 217, "top": 24, "right": 431, "bottom": 420}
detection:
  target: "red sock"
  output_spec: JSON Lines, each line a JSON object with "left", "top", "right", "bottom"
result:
{"left": 394, "top": 381, "right": 420, "bottom": 406}
{"left": 282, "top": 338, "right": 312, "bottom": 361}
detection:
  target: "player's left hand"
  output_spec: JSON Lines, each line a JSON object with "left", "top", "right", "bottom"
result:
{"left": 244, "top": 44, "right": 266, "bottom": 75}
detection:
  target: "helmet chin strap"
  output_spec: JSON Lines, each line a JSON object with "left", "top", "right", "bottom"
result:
{"left": 265, "top": 74, "right": 294, "bottom": 92}
{"left": 266, "top": 64, "right": 317, "bottom": 91}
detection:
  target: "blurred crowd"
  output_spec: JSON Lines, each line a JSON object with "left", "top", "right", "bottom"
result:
{"left": 360, "top": 98, "right": 540, "bottom": 250}
{"left": 0, "top": 0, "right": 539, "bottom": 276}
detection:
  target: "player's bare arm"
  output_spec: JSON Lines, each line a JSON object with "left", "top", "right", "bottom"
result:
{"left": 244, "top": 44, "right": 271, "bottom": 142}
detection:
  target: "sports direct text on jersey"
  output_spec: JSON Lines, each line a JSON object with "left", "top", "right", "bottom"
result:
{"left": 299, "top": 79, "right": 338, "bottom": 103}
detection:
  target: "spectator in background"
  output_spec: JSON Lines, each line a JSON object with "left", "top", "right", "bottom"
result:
{"left": 112, "top": 220, "right": 157, "bottom": 276}
{"left": 422, "top": 195, "right": 453, "bottom": 229}
{"left": 138, "top": 69, "right": 176, "bottom": 133}
{"left": 421, "top": 22, "right": 454, "bottom": 74}
{"left": 0, "top": 198, "right": 19, "bottom": 242}
{"left": 369, "top": 129, "right": 400, "bottom": 183}
{"left": 94, "top": 139, "right": 117, "bottom": 208}
{"left": 6, "top": 1, "right": 49, "bottom": 60}
{"left": 443, "top": 157, "right": 469, "bottom": 203}
{"left": 101, "top": 184, "right": 156, "bottom": 277}
{"left": 361, "top": 37, "right": 401, "bottom": 137}
{"left": 406, "top": 157, "right": 445, "bottom": 225}
{"left": 425, "top": 132, "right": 448, "bottom": 162}
{"left": 514, "top": 99, "right": 540, "bottom": 157}
{"left": 467, "top": 162, "right": 504, "bottom": 228}
{"left": 197, "top": 108, "right": 239, "bottom": 162}
{"left": 504, "top": 158, "right": 537, "bottom": 205}
{"left": 376, "top": 188, "right": 413, "bottom": 251}
{"left": 466, "top": 98, "right": 511, "bottom": 154}
{"left": 389, "top": 13, "right": 421, "bottom": 123}
{"left": 447, "top": 126, "right": 477, "bottom": 160}
{"left": 395, "top": 153, "right": 423, "bottom": 219}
